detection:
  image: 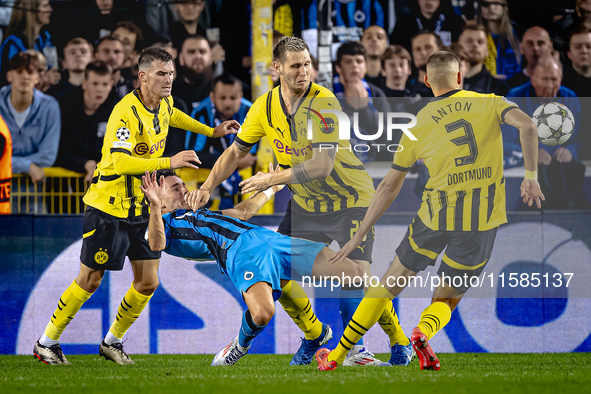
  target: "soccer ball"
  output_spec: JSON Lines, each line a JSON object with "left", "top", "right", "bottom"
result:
{"left": 532, "top": 102, "right": 575, "bottom": 146}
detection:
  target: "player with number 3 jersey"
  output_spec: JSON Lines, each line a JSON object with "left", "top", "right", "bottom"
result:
{"left": 316, "top": 51, "right": 545, "bottom": 371}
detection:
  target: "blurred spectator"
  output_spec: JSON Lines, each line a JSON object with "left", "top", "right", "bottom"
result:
{"left": 458, "top": 25, "right": 509, "bottom": 95}
{"left": 215, "top": 0, "right": 250, "bottom": 86}
{"left": 112, "top": 20, "right": 143, "bottom": 69}
{"left": 0, "top": 52, "right": 60, "bottom": 184}
{"left": 408, "top": 30, "right": 443, "bottom": 97}
{"left": 380, "top": 45, "right": 414, "bottom": 97}
{"left": 54, "top": 60, "right": 117, "bottom": 183}
{"left": 145, "top": 0, "right": 177, "bottom": 37}
{"left": 390, "top": 0, "right": 465, "bottom": 50}
{"left": 334, "top": 41, "right": 392, "bottom": 162}
{"left": 361, "top": 25, "right": 389, "bottom": 86}
{"left": 0, "top": 114, "right": 11, "bottom": 214}
{"left": 477, "top": 0, "right": 521, "bottom": 79}
{"left": 25, "top": 49, "right": 58, "bottom": 93}
{"left": 300, "top": 0, "right": 401, "bottom": 61}
{"left": 188, "top": 72, "right": 255, "bottom": 208}
{"left": 505, "top": 56, "right": 588, "bottom": 209}
{"left": 94, "top": 35, "right": 133, "bottom": 99}
{"left": 552, "top": 0, "right": 591, "bottom": 53}
{"left": 82, "top": 0, "right": 133, "bottom": 45}
{"left": 170, "top": 0, "right": 207, "bottom": 50}
{"left": 145, "top": 32, "right": 177, "bottom": 59}
{"left": 0, "top": 1, "right": 15, "bottom": 45}
{"left": 563, "top": 28, "right": 591, "bottom": 97}
{"left": 46, "top": 37, "right": 94, "bottom": 98}
{"left": 269, "top": 30, "right": 286, "bottom": 87}
{"left": 507, "top": 26, "right": 552, "bottom": 89}
{"left": 0, "top": 0, "right": 54, "bottom": 82}
{"left": 449, "top": 42, "right": 470, "bottom": 86}
{"left": 173, "top": 35, "right": 213, "bottom": 109}
{"left": 142, "top": 34, "right": 192, "bottom": 158}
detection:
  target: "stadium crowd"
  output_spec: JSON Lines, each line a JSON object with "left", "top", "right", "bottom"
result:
{"left": 0, "top": 0, "right": 590, "bottom": 212}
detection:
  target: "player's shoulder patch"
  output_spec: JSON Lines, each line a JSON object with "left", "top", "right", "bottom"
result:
{"left": 116, "top": 127, "right": 131, "bottom": 141}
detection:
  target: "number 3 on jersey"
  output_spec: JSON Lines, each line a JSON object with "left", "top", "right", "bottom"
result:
{"left": 446, "top": 119, "right": 479, "bottom": 166}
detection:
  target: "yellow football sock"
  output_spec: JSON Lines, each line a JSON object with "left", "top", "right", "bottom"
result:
{"left": 417, "top": 302, "right": 452, "bottom": 340}
{"left": 328, "top": 285, "right": 394, "bottom": 365}
{"left": 108, "top": 283, "right": 152, "bottom": 340}
{"left": 278, "top": 281, "right": 323, "bottom": 340}
{"left": 44, "top": 280, "right": 93, "bottom": 341}
{"left": 378, "top": 302, "right": 410, "bottom": 346}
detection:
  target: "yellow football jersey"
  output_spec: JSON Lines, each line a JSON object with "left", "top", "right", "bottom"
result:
{"left": 393, "top": 90, "right": 518, "bottom": 231}
{"left": 236, "top": 83, "right": 375, "bottom": 214}
{"left": 84, "top": 90, "right": 212, "bottom": 218}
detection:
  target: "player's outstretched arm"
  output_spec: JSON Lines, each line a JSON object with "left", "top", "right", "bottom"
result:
{"left": 239, "top": 146, "right": 335, "bottom": 196}
{"left": 220, "top": 163, "right": 285, "bottom": 220}
{"left": 188, "top": 141, "right": 249, "bottom": 209}
{"left": 212, "top": 120, "right": 240, "bottom": 137}
{"left": 170, "top": 109, "right": 239, "bottom": 138}
{"left": 139, "top": 171, "right": 167, "bottom": 251}
{"left": 329, "top": 168, "right": 407, "bottom": 264}
{"left": 504, "top": 108, "right": 545, "bottom": 208}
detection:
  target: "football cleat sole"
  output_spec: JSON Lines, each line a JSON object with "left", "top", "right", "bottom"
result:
{"left": 411, "top": 328, "right": 440, "bottom": 371}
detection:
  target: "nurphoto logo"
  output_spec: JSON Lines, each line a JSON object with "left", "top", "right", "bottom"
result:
{"left": 306, "top": 108, "right": 418, "bottom": 154}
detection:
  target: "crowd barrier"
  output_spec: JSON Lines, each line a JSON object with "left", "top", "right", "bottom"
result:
{"left": 9, "top": 166, "right": 275, "bottom": 215}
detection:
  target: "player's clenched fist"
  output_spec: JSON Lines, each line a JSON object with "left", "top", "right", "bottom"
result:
{"left": 185, "top": 187, "right": 210, "bottom": 211}
{"left": 170, "top": 150, "right": 202, "bottom": 169}
{"left": 213, "top": 120, "right": 240, "bottom": 137}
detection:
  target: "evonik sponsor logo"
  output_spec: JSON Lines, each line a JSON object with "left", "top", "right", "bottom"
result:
{"left": 272, "top": 139, "right": 313, "bottom": 156}
{"left": 134, "top": 139, "right": 166, "bottom": 155}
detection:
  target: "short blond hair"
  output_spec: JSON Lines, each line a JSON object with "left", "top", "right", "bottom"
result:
{"left": 426, "top": 51, "right": 460, "bottom": 87}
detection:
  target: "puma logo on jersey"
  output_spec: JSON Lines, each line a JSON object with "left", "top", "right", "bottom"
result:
{"left": 276, "top": 127, "right": 285, "bottom": 139}
{"left": 357, "top": 245, "right": 366, "bottom": 253}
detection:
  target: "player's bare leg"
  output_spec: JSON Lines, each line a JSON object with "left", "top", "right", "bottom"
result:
{"left": 100, "top": 259, "right": 160, "bottom": 365}
{"left": 213, "top": 282, "right": 275, "bottom": 366}
{"left": 34, "top": 264, "right": 104, "bottom": 365}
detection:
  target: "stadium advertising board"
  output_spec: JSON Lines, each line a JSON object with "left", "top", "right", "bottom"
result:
{"left": 1, "top": 213, "right": 590, "bottom": 355}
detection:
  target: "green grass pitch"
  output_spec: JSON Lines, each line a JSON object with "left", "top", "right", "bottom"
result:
{"left": 1, "top": 353, "right": 590, "bottom": 393}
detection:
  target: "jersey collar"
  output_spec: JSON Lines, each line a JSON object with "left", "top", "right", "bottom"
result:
{"left": 430, "top": 89, "right": 462, "bottom": 102}
{"left": 133, "top": 89, "right": 160, "bottom": 115}
{"left": 279, "top": 82, "right": 313, "bottom": 118}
